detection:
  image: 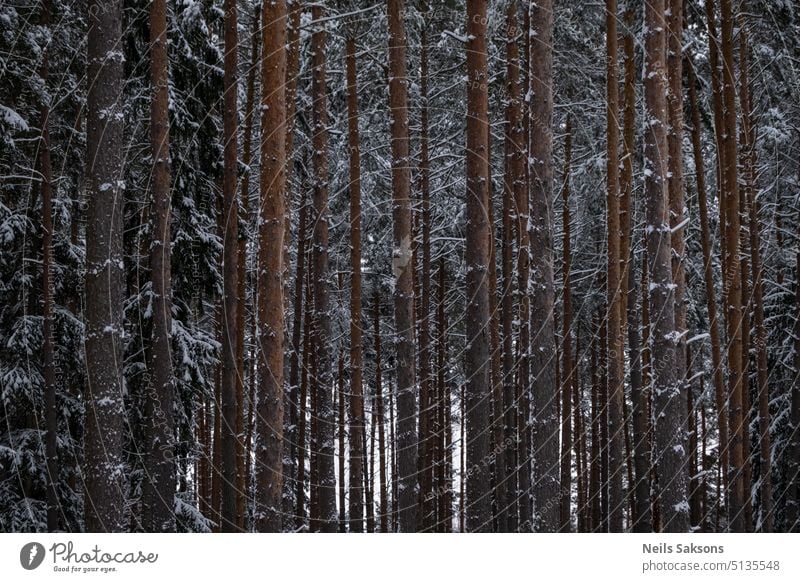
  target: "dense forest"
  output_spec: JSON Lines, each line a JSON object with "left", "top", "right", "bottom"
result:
{"left": 0, "top": 0, "right": 799, "bottom": 533}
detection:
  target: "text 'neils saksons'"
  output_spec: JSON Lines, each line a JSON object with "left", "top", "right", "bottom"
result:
{"left": 643, "top": 543, "right": 724, "bottom": 554}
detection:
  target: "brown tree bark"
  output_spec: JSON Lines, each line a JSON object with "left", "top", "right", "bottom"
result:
{"left": 516, "top": 3, "right": 533, "bottom": 532}
{"left": 560, "top": 114, "right": 574, "bottom": 533}
{"left": 236, "top": 5, "right": 261, "bottom": 529}
{"left": 84, "top": 0, "right": 126, "bottom": 533}
{"left": 309, "top": 2, "right": 337, "bottom": 532}
{"left": 463, "top": 0, "right": 492, "bottom": 532}
{"left": 374, "top": 293, "right": 389, "bottom": 533}
{"left": 622, "top": 3, "right": 650, "bottom": 533}
{"left": 589, "top": 319, "right": 601, "bottom": 531}
{"left": 788, "top": 252, "right": 800, "bottom": 531}
{"left": 605, "top": 0, "right": 625, "bottom": 533}
{"left": 437, "top": 259, "right": 453, "bottom": 532}
{"left": 296, "top": 268, "right": 313, "bottom": 528}
{"left": 501, "top": 1, "right": 523, "bottom": 533}
{"left": 253, "top": 0, "right": 287, "bottom": 532}
{"left": 345, "top": 34, "right": 366, "bottom": 533}
{"left": 338, "top": 352, "right": 346, "bottom": 532}
{"left": 387, "top": 0, "right": 418, "bottom": 532}
{"left": 719, "top": 0, "right": 746, "bottom": 533}
{"left": 219, "top": 0, "right": 240, "bottom": 533}
{"left": 667, "top": 0, "right": 689, "bottom": 471}
{"left": 282, "top": 0, "right": 303, "bottom": 525}
{"left": 643, "top": 0, "right": 689, "bottom": 532}
{"left": 529, "top": 0, "right": 559, "bottom": 533}
{"left": 141, "top": 0, "right": 176, "bottom": 532}
{"left": 417, "top": 0, "right": 437, "bottom": 532}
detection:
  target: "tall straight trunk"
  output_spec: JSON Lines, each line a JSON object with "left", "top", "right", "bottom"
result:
{"left": 296, "top": 269, "right": 313, "bottom": 528}
{"left": 219, "top": 0, "right": 240, "bottom": 532}
{"left": 516, "top": 3, "right": 533, "bottom": 533}
{"left": 599, "top": 316, "right": 609, "bottom": 531}
{"left": 463, "top": 0, "right": 492, "bottom": 532}
{"left": 417, "top": 0, "right": 436, "bottom": 532}
{"left": 573, "top": 335, "right": 587, "bottom": 532}
{"left": 387, "top": 0, "right": 418, "bottom": 532}
{"left": 529, "top": 0, "right": 558, "bottom": 533}
{"left": 253, "top": 0, "right": 287, "bottom": 532}
{"left": 559, "top": 115, "right": 573, "bottom": 533}
{"left": 739, "top": 26, "right": 772, "bottom": 532}
{"left": 84, "top": 0, "right": 125, "bottom": 533}
{"left": 390, "top": 377, "right": 399, "bottom": 531}
{"left": 605, "top": 0, "right": 625, "bottom": 533}
{"left": 141, "top": 0, "right": 176, "bottom": 532}
{"left": 366, "top": 388, "right": 376, "bottom": 533}
{"left": 437, "top": 259, "right": 453, "bottom": 532}
{"left": 643, "top": 0, "right": 689, "bottom": 532}
{"left": 788, "top": 252, "right": 800, "bottom": 532}
{"left": 667, "top": 2, "right": 689, "bottom": 488}
{"left": 719, "top": 0, "right": 746, "bottom": 533}
{"left": 236, "top": 5, "right": 260, "bottom": 529}
{"left": 688, "top": 354, "right": 702, "bottom": 529}
{"left": 623, "top": 4, "right": 650, "bottom": 533}
{"left": 38, "top": 3, "right": 58, "bottom": 531}
{"left": 290, "top": 189, "right": 309, "bottom": 526}
{"left": 589, "top": 323, "right": 601, "bottom": 530}
{"left": 374, "top": 294, "right": 389, "bottom": 532}
{"left": 337, "top": 354, "right": 346, "bottom": 531}
{"left": 501, "top": 1, "right": 523, "bottom": 532}
{"left": 309, "top": 318, "right": 320, "bottom": 531}
{"left": 309, "top": 3, "right": 337, "bottom": 532}
{"left": 686, "top": 57, "right": 728, "bottom": 520}
{"left": 345, "top": 35, "right": 366, "bottom": 533}
{"left": 706, "top": 1, "right": 728, "bottom": 292}
{"left": 283, "top": 0, "right": 303, "bottom": 523}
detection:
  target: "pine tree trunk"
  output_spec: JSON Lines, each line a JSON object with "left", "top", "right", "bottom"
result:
{"left": 643, "top": 0, "right": 689, "bottom": 532}
{"left": 501, "top": 1, "right": 523, "bottom": 533}
{"left": 254, "top": 0, "right": 287, "bottom": 532}
{"left": 338, "top": 353, "right": 346, "bottom": 532}
{"left": 719, "top": 0, "right": 746, "bottom": 533}
{"left": 463, "top": 0, "right": 492, "bottom": 532}
{"left": 788, "top": 252, "right": 800, "bottom": 531}
{"left": 141, "top": 0, "right": 176, "bottom": 532}
{"left": 236, "top": 5, "right": 261, "bottom": 529}
{"left": 282, "top": 0, "right": 303, "bottom": 525}
{"left": 345, "top": 34, "right": 366, "bottom": 533}
{"left": 667, "top": 2, "right": 689, "bottom": 493}
{"left": 516, "top": 3, "right": 533, "bottom": 532}
{"left": 219, "top": 0, "right": 240, "bottom": 532}
{"left": 418, "top": 0, "right": 436, "bottom": 532}
{"left": 387, "top": 0, "right": 418, "bottom": 532}
{"left": 437, "top": 259, "right": 453, "bottom": 532}
{"left": 605, "top": 0, "right": 625, "bottom": 533}
{"left": 529, "top": 0, "right": 558, "bottom": 533}
{"left": 560, "top": 115, "right": 573, "bottom": 533}
{"left": 374, "top": 294, "right": 389, "bottom": 532}
{"left": 296, "top": 269, "right": 313, "bottom": 528}
{"left": 623, "top": 5, "right": 650, "bottom": 532}
{"left": 84, "top": 0, "right": 125, "bottom": 533}
{"left": 589, "top": 322, "right": 601, "bottom": 531}
{"left": 309, "top": 2, "right": 337, "bottom": 532}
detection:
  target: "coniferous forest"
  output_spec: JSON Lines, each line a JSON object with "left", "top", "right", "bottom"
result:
{"left": 1, "top": 0, "right": 799, "bottom": 533}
